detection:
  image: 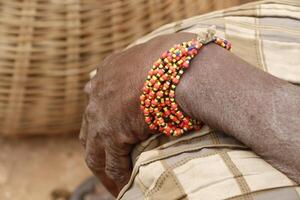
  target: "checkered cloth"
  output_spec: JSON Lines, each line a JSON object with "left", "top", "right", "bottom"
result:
{"left": 118, "top": 0, "right": 300, "bottom": 199}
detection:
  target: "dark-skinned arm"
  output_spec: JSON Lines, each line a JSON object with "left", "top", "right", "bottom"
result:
{"left": 177, "top": 43, "right": 300, "bottom": 183}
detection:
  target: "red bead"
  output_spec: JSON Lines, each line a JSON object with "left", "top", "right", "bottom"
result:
{"left": 149, "top": 124, "right": 157, "bottom": 130}
{"left": 164, "top": 110, "right": 171, "bottom": 116}
{"left": 145, "top": 116, "right": 152, "bottom": 123}
{"left": 173, "top": 116, "right": 179, "bottom": 122}
{"left": 149, "top": 91, "right": 155, "bottom": 97}
{"left": 161, "top": 51, "right": 168, "bottom": 58}
{"left": 151, "top": 99, "right": 158, "bottom": 106}
{"left": 170, "top": 110, "right": 177, "bottom": 115}
{"left": 154, "top": 61, "right": 160, "bottom": 67}
{"left": 154, "top": 82, "right": 160, "bottom": 89}
{"left": 158, "top": 69, "right": 164, "bottom": 76}
{"left": 162, "top": 74, "right": 169, "bottom": 81}
{"left": 149, "top": 107, "right": 154, "bottom": 113}
{"left": 172, "top": 77, "right": 179, "bottom": 84}
{"left": 179, "top": 122, "right": 184, "bottom": 128}
{"left": 162, "top": 83, "right": 169, "bottom": 90}
{"left": 182, "top": 61, "right": 189, "bottom": 68}
{"left": 183, "top": 124, "right": 190, "bottom": 129}
{"left": 183, "top": 118, "right": 189, "bottom": 125}
{"left": 170, "top": 66, "right": 176, "bottom": 72}
{"left": 164, "top": 126, "right": 171, "bottom": 136}
{"left": 150, "top": 79, "right": 156, "bottom": 85}
{"left": 157, "top": 91, "right": 164, "bottom": 98}
{"left": 171, "top": 103, "right": 177, "bottom": 110}
{"left": 140, "top": 95, "right": 145, "bottom": 101}
{"left": 148, "top": 70, "right": 154, "bottom": 76}
{"left": 159, "top": 127, "right": 164, "bottom": 132}
{"left": 191, "top": 49, "right": 198, "bottom": 55}
{"left": 176, "top": 111, "right": 183, "bottom": 118}
{"left": 174, "top": 128, "right": 182, "bottom": 136}
{"left": 160, "top": 102, "right": 166, "bottom": 107}
{"left": 145, "top": 99, "right": 151, "bottom": 107}
{"left": 165, "top": 99, "right": 171, "bottom": 106}
{"left": 143, "top": 86, "right": 150, "bottom": 93}
{"left": 143, "top": 109, "right": 149, "bottom": 115}
{"left": 158, "top": 118, "right": 164, "bottom": 124}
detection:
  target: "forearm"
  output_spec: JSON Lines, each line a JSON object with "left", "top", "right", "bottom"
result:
{"left": 177, "top": 43, "right": 300, "bottom": 183}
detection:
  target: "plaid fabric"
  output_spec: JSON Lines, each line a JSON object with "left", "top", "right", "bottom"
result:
{"left": 118, "top": 1, "right": 300, "bottom": 199}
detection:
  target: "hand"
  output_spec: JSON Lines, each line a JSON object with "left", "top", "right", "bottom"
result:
{"left": 79, "top": 32, "right": 197, "bottom": 196}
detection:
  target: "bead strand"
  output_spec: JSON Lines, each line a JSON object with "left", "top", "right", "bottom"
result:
{"left": 141, "top": 37, "right": 231, "bottom": 136}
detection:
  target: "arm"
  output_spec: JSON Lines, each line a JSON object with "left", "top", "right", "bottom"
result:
{"left": 82, "top": 33, "right": 300, "bottom": 196}
{"left": 177, "top": 43, "right": 300, "bottom": 183}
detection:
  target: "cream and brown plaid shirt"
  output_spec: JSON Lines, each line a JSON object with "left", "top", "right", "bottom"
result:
{"left": 118, "top": 0, "right": 300, "bottom": 199}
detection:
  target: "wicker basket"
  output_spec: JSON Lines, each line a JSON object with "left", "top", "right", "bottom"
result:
{"left": 0, "top": 0, "right": 250, "bottom": 136}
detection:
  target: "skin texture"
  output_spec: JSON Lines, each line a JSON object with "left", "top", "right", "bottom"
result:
{"left": 177, "top": 43, "right": 300, "bottom": 184}
{"left": 80, "top": 32, "right": 300, "bottom": 196}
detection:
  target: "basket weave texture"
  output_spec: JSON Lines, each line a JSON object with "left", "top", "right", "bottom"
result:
{"left": 0, "top": 0, "right": 250, "bottom": 136}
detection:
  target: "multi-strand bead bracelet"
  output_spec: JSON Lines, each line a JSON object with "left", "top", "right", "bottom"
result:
{"left": 140, "top": 26, "right": 231, "bottom": 136}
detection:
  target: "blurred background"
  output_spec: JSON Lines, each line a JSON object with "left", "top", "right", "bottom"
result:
{"left": 0, "top": 0, "right": 253, "bottom": 199}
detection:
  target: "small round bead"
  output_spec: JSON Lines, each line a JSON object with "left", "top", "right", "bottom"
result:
{"left": 161, "top": 51, "right": 168, "bottom": 58}
{"left": 151, "top": 99, "right": 158, "bottom": 106}
{"left": 157, "top": 91, "right": 164, "bottom": 98}
{"left": 149, "top": 123, "right": 157, "bottom": 130}
{"left": 172, "top": 77, "right": 179, "bottom": 84}
{"left": 140, "top": 95, "right": 146, "bottom": 101}
{"left": 145, "top": 116, "right": 152, "bottom": 124}
{"left": 182, "top": 61, "right": 189, "bottom": 68}
{"left": 169, "top": 90, "right": 175, "bottom": 98}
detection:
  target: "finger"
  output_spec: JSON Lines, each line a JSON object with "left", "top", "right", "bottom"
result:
{"left": 104, "top": 144, "right": 132, "bottom": 190}
{"left": 85, "top": 135, "right": 119, "bottom": 196}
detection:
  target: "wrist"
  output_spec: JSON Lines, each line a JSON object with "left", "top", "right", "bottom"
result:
{"left": 176, "top": 43, "right": 231, "bottom": 126}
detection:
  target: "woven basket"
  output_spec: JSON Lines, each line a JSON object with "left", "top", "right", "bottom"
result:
{"left": 0, "top": 0, "right": 250, "bottom": 136}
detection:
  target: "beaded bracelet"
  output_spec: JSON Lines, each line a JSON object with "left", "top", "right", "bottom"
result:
{"left": 140, "top": 26, "right": 231, "bottom": 136}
